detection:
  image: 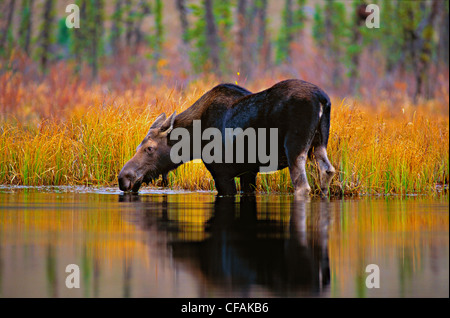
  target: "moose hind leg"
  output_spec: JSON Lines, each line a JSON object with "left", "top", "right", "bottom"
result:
{"left": 288, "top": 152, "right": 311, "bottom": 198}
{"left": 285, "top": 125, "right": 318, "bottom": 199}
{"left": 313, "top": 146, "right": 335, "bottom": 196}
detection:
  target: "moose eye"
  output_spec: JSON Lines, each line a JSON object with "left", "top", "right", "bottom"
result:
{"left": 146, "top": 146, "right": 153, "bottom": 153}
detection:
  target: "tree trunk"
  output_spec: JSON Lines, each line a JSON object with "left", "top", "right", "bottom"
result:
{"left": 236, "top": 0, "right": 248, "bottom": 76}
{"left": 324, "top": 1, "right": 339, "bottom": 87}
{"left": 154, "top": 0, "right": 163, "bottom": 61}
{"left": 25, "top": 0, "right": 34, "bottom": 55}
{"left": 89, "top": 0, "right": 104, "bottom": 80}
{"left": 276, "top": 0, "right": 294, "bottom": 64}
{"left": 413, "top": 1, "right": 439, "bottom": 102}
{"left": 0, "top": 0, "right": 15, "bottom": 53}
{"left": 125, "top": 0, "right": 134, "bottom": 47}
{"left": 246, "top": 0, "right": 258, "bottom": 76}
{"left": 39, "top": 0, "right": 54, "bottom": 73}
{"left": 72, "top": 0, "right": 87, "bottom": 75}
{"left": 257, "top": 0, "right": 270, "bottom": 71}
{"left": 348, "top": 3, "right": 366, "bottom": 96}
{"left": 176, "top": 0, "right": 189, "bottom": 45}
{"left": 134, "top": 0, "right": 150, "bottom": 54}
{"left": 204, "top": 0, "right": 220, "bottom": 75}
{"left": 438, "top": 0, "right": 449, "bottom": 66}
{"left": 110, "top": 0, "right": 124, "bottom": 56}
{"left": 18, "top": 0, "right": 34, "bottom": 56}
{"left": 284, "top": 0, "right": 293, "bottom": 61}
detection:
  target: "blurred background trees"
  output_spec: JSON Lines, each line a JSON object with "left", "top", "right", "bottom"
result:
{"left": 0, "top": 0, "right": 448, "bottom": 102}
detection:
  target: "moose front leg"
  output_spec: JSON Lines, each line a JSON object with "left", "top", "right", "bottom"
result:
{"left": 214, "top": 177, "right": 237, "bottom": 196}
{"left": 240, "top": 172, "right": 257, "bottom": 195}
{"left": 206, "top": 166, "right": 237, "bottom": 196}
{"left": 161, "top": 173, "right": 169, "bottom": 187}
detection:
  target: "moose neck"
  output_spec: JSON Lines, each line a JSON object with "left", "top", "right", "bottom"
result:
{"left": 167, "top": 119, "right": 203, "bottom": 163}
{"left": 172, "top": 90, "right": 216, "bottom": 130}
{"left": 165, "top": 83, "right": 252, "bottom": 166}
{"left": 167, "top": 92, "right": 216, "bottom": 162}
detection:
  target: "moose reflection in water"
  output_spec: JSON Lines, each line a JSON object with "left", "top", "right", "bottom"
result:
{"left": 119, "top": 193, "right": 331, "bottom": 296}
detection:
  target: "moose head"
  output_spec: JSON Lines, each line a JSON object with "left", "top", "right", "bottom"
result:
{"left": 118, "top": 112, "right": 177, "bottom": 192}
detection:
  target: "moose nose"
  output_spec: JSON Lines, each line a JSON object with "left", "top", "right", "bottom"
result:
{"left": 118, "top": 169, "right": 136, "bottom": 192}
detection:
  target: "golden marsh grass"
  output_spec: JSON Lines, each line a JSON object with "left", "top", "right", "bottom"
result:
{"left": 0, "top": 73, "right": 448, "bottom": 196}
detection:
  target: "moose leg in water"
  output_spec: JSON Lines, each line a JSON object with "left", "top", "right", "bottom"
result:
{"left": 288, "top": 152, "right": 311, "bottom": 198}
{"left": 309, "top": 101, "right": 335, "bottom": 196}
{"left": 313, "top": 146, "right": 335, "bottom": 196}
{"left": 161, "top": 173, "right": 168, "bottom": 187}
{"left": 240, "top": 171, "right": 257, "bottom": 194}
{"left": 208, "top": 171, "right": 236, "bottom": 196}
{"left": 284, "top": 112, "right": 319, "bottom": 198}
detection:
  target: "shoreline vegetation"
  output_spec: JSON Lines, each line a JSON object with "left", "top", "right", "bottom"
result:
{"left": 0, "top": 74, "right": 448, "bottom": 198}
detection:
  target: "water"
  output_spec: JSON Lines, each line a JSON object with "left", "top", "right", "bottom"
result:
{"left": 0, "top": 186, "right": 448, "bottom": 298}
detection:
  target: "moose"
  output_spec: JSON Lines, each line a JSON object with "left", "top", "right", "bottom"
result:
{"left": 118, "top": 79, "right": 335, "bottom": 197}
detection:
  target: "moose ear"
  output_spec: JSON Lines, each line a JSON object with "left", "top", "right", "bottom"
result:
{"left": 150, "top": 113, "right": 167, "bottom": 129}
{"left": 160, "top": 111, "right": 177, "bottom": 135}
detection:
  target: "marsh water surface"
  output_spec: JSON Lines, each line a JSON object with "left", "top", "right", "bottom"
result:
{"left": 0, "top": 186, "right": 448, "bottom": 297}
